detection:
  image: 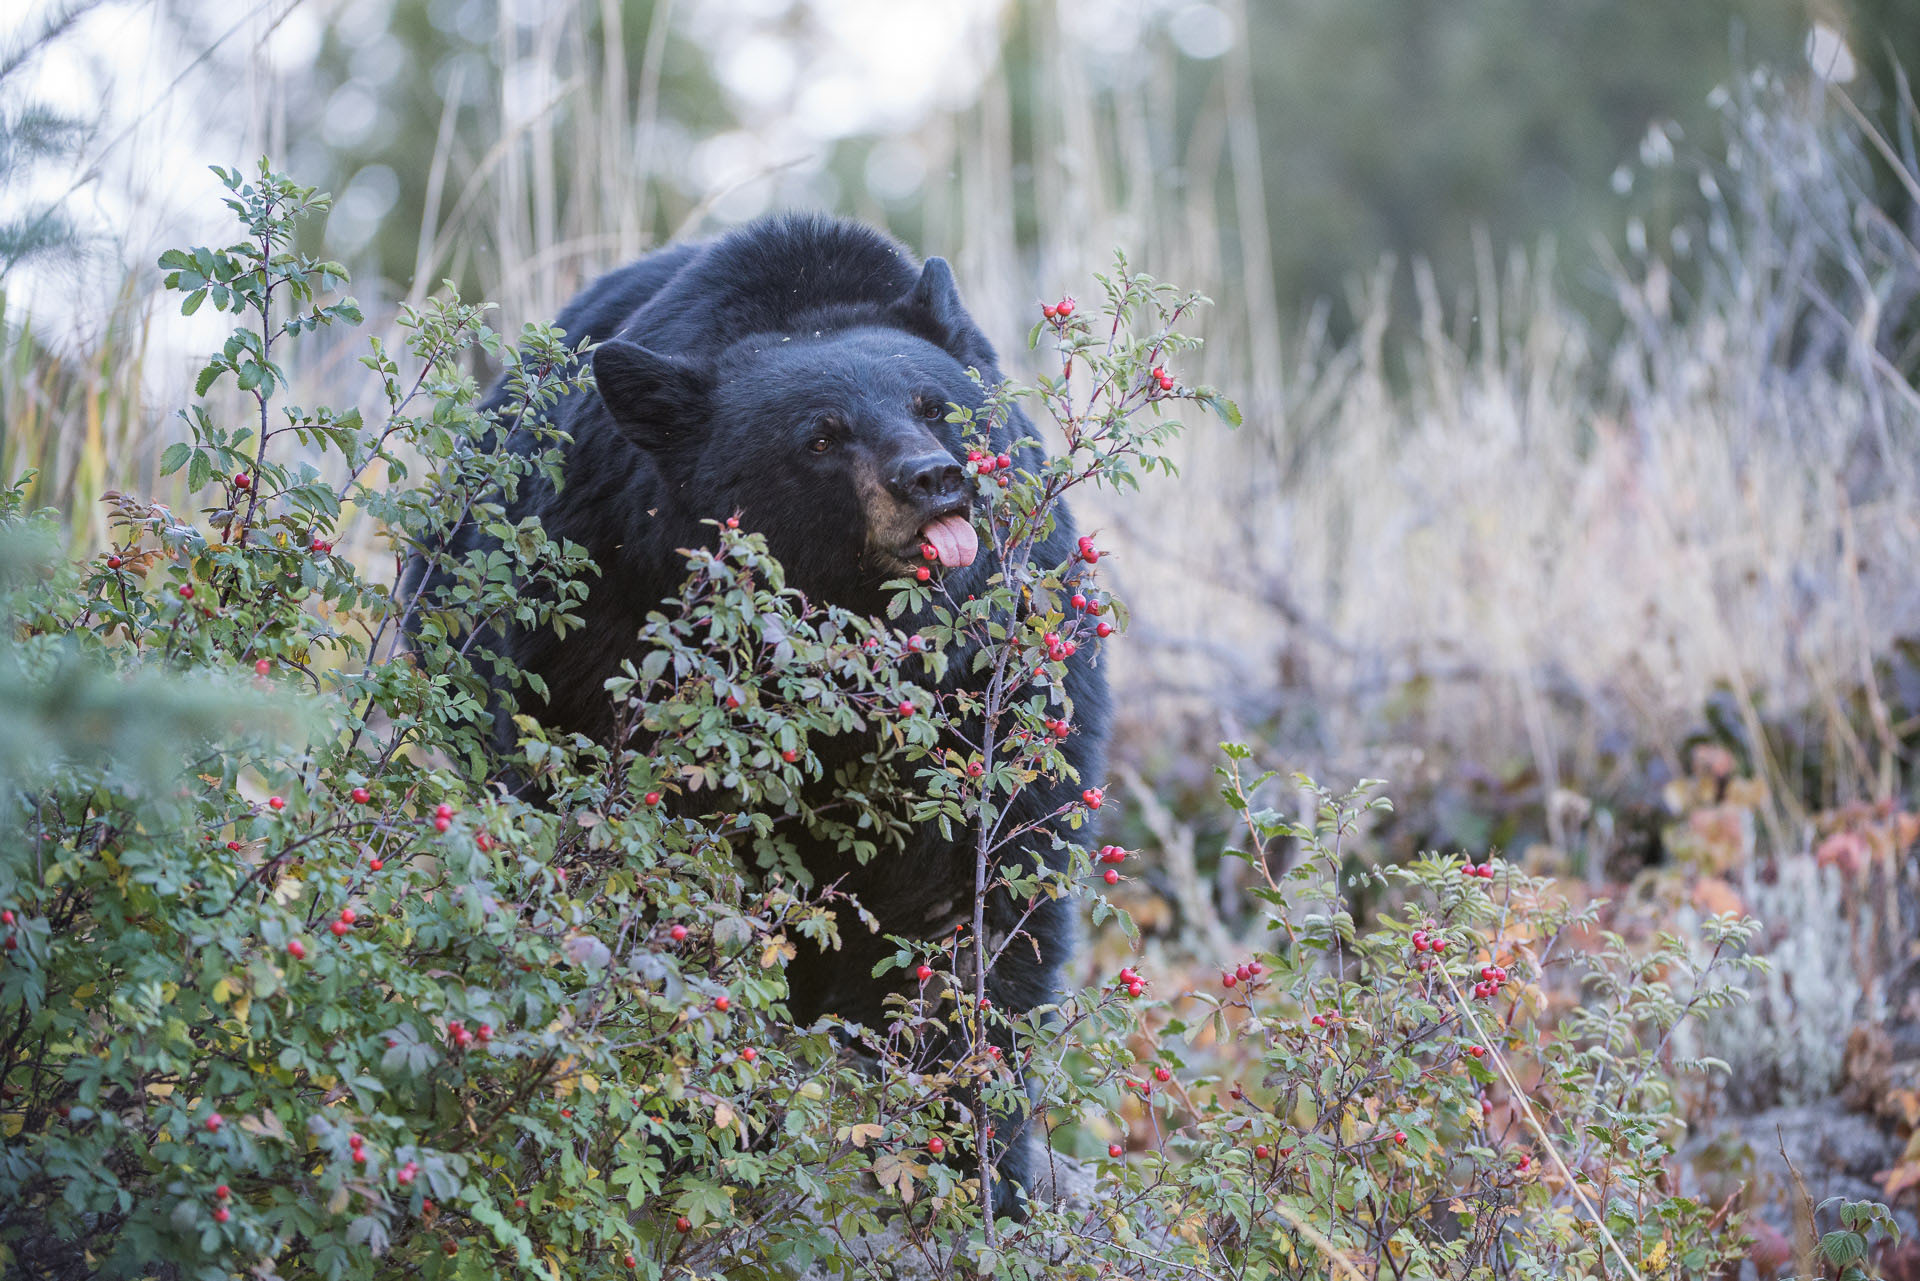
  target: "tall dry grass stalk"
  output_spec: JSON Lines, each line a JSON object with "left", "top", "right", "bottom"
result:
{"left": 6, "top": 1, "right": 1917, "bottom": 834}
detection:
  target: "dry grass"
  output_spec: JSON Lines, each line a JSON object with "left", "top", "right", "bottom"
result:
{"left": 5, "top": 2, "right": 1918, "bottom": 841}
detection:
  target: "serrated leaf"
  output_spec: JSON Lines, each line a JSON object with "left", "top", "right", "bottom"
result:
{"left": 160, "top": 443, "right": 191, "bottom": 476}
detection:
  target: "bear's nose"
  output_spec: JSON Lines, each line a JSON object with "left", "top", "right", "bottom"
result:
{"left": 890, "top": 452, "right": 966, "bottom": 504}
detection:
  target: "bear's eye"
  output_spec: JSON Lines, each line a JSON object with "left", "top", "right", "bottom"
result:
{"left": 915, "top": 397, "right": 946, "bottom": 422}
{"left": 806, "top": 435, "right": 834, "bottom": 454}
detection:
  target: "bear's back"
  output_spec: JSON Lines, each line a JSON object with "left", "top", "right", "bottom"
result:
{"left": 609, "top": 214, "right": 927, "bottom": 359}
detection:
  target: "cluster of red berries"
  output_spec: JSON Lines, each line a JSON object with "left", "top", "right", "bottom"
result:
{"left": 432, "top": 802, "right": 454, "bottom": 833}
{"left": 1460, "top": 860, "right": 1498, "bottom": 880}
{"left": 1115, "top": 965, "right": 1146, "bottom": 998}
{"left": 1041, "top": 631, "right": 1077, "bottom": 662}
{"left": 1149, "top": 365, "right": 1175, "bottom": 393}
{"left": 447, "top": 1018, "right": 491, "bottom": 1049}
{"left": 1472, "top": 963, "right": 1511, "bottom": 1001}
{"left": 396, "top": 1158, "right": 421, "bottom": 1186}
{"left": 1081, "top": 787, "right": 1104, "bottom": 810}
{"left": 1041, "top": 296, "right": 1076, "bottom": 321}
{"left": 210, "top": 1183, "right": 231, "bottom": 1223}
{"left": 329, "top": 906, "right": 357, "bottom": 938}
{"left": 1066, "top": 590, "right": 1116, "bottom": 638}
{"left": 1410, "top": 927, "right": 1449, "bottom": 972}
{"left": 965, "top": 448, "right": 1014, "bottom": 475}
{"left": 1221, "top": 958, "right": 1265, "bottom": 989}
{"left": 348, "top": 1131, "right": 369, "bottom": 1165}
{"left": 1, "top": 907, "right": 17, "bottom": 955}
{"left": 1076, "top": 534, "right": 1100, "bottom": 564}
{"left": 310, "top": 537, "right": 333, "bottom": 554}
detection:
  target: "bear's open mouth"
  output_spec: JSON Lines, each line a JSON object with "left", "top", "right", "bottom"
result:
{"left": 919, "top": 511, "right": 979, "bottom": 568}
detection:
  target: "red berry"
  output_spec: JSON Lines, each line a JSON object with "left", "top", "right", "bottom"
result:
{"left": 921, "top": 542, "right": 939, "bottom": 560}
{"left": 106, "top": 555, "right": 122, "bottom": 569}
{"left": 1517, "top": 1154, "right": 1532, "bottom": 1172}
{"left": 925, "top": 1135, "right": 946, "bottom": 1156}
{"left": 725, "top": 693, "right": 741, "bottom": 709}
{"left": 0, "top": 910, "right": 12, "bottom": 925}
{"left": 214, "top": 1184, "right": 229, "bottom": 1199}
{"left": 225, "top": 840, "right": 242, "bottom": 851}
{"left": 725, "top": 516, "right": 739, "bottom": 529}
{"left": 1236, "top": 963, "right": 1252, "bottom": 981}
{"left": 898, "top": 700, "right": 915, "bottom": 716}
{"left": 1310, "top": 1014, "right": 1326, "bottom": 1027}
{"left": 477, "top": 1023, "right": 492, "bottom": 1042}
{"left": 1081, "top": 788, "right": 1103, "bottom": 809}
{"left": 253, "top": 657, "right": 271, "bottom": 676}
{"left": 1468, "top": 1045, "right": 1486, "bottom": 1059}
{"left": 205, "top": 1113, "right": 223, "bottom": 1132}
{"left": 396, "top": 1167, "right": 414, "bottom": 1186}
{"left": 1108, "top": 1143, "right": 1123, "bottom": 1159}
{"left": 330, "top": 920, "right": 349, "bottom": 937}
{"left": 1126, "top": 980, "right": 1143, "bottom": 997}
{"left": 995, "top": 453, "right": 1011, "bottom": 471}
{"left": 1153, "top": 1066, "right": 1171, "bottom": 1083}
{"left": 1057, "top": 298, "right": 1075, "bottom": 317}
{"left": 233, "top": 472, "right": 250, "bottom": 490}
{"left": 1222, "top": 972, "right": 1238, "bottom": 988}
{"left": 1042, "top": 303, "right": 1057, "bottom": 319}
{"left": 669, "top": 924, "right": 688, "bottom": 942}
{"left": 966, "top": 760, "right": 984, "bottom": 777}
{"left": 1254, "top": 1144, "right": 1270, "bottom": 1159}
{"left": 350, "top": 786, "right": 370, "bottom": 804}
{"left": 624, "top": 1254, "right": 637, "bottom": 1269}
{"left": 916, "top": 964, "right": 933, "bottom": 981}
{"left": 1248, "top": 961, "right": 1264, "bottom": 976}
{"left": 368, "top": 858, "right": 383, "bottom": 871}
{"left": 1103, "top": 868, "right": 1119, "bottom": 885}
{"left": 1095, "top": 621, "right": 1112, "bottom": 637}
{"left": 560, "top": 1108, "right": 571, "bottom": 1118}
{"left": 214, "top": 1205, "right": 230, "bottom": 1223}
{"left": 311, "top": 538, "right": 331, "bottom": 554}
{"left": 513, "top": 1197, "right": 526, "bottom": 1208}
{"left": 740, "top": 1046, "right": 756, "bottom": 1062}
{"left": 442, "top": 1239, "right": 457, "bottom": 1256}
{"left": 267, "top": 796, "right": 284, "bottom": 811}
{"left": 1392, "top": 1130, "right": 1408, "bottom": 1146}
{"left": 433, "top": 816, "right": 450, "bottom": 832}
{"left": 353, "top": 1147, "right": 368, "bottom": 1163}
{"left": 178, "top": 583, "right": 194, "bottom": 599}
{"left": 782, "top": 748, "right": 799, "bottom": 762}
{"left": 915, "top": 566, "right": 931, "bottom": 582}
{"left": 675, "top": 1215, "right": 692, "bottom": 1233}
{"left": 714, "top": 995, "right": 730, "bottom": 1012}
{"left": 434, "top": 803, "right": 453, "bottom": 820}
{"left": 286, "top": 940, "right": 305, "bottom": 960}
{"left": 645, "top": 791, "right": 662, "bottom": 806}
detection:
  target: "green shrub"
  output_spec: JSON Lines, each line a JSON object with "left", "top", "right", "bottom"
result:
{"left": 0, "top": 160, "right": 1870, "bottom": 1281}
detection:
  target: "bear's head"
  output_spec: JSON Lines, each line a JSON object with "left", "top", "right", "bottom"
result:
{"left": 591, "top": 258, "right": 999, "bottom": 609}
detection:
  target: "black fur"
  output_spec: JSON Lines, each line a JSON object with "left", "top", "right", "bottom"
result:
{"left": 423, "top": 215, "right": 1108, "bottom": 1217}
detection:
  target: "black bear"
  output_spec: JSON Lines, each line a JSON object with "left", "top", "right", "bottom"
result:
{"left": 428, "top": 214, "right": 1108, "bottom": 1218}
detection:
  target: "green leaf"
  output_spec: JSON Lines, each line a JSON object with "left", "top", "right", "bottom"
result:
{"left": 159, "top": 443, "right": 191, "bottom": 476}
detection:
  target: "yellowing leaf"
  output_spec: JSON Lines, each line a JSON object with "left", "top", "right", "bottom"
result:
{"left": 760, "top": 935, "right": 797, "bottom": 969}
{"left": 872, "top": 1150, "right": 923, "bottom": 1204}
{"left": 837, "top": 1123, "right": 885, "bottom": 1149}
{"left": 581, "top": 1074, "right": 601, "bottom": 1095}
{"left": 212, "top": 979, "right": 236, "bottom": 1005}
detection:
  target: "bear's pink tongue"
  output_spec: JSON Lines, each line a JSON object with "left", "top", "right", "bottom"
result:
{"left": 920, "top": 513, "right": 979, "bottom": 568}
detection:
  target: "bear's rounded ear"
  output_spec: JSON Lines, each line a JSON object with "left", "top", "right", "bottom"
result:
{"left": 892, "top": 257, "right": 997, "bottom": 369}
{"left": 591, "top": 339, "right": 714, "bottom": 452}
